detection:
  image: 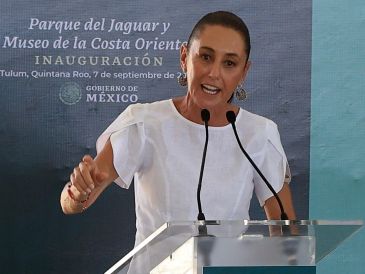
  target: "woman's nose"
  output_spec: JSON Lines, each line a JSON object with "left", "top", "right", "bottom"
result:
{"left": 208, "top": 61, "right": 220, "bottom": 79}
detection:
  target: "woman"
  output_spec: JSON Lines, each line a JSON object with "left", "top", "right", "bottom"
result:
{"left": 60, "top": 11, "right": 296, "bottom": 245}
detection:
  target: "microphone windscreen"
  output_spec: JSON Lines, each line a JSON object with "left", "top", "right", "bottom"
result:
{"left": 201, "top": 109, "right": 210, "bottom": 122}
{"left": 226, "top": 111, "right": 236, "bottom": 123}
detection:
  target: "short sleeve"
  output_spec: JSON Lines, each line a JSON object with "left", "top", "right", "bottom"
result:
{"left": 253, "top": 120, "right": 291, "bottom": 206}
{"left": 96, "top": 104, "right": 146, "bottom": 189}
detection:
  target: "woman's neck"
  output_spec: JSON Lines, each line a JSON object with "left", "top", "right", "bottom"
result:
{"left": 172, "top": 95, "right": 239, "bottom": 127}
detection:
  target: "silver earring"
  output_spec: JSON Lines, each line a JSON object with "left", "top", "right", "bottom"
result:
{"left": 177, "top": 73, "right": 187, "bottom": 86}
{"left": 235, "top": 82, "right": 247, "bottom": 101}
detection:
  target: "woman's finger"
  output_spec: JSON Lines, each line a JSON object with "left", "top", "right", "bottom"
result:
{"left": 71, "top": 167, "right": 89, "bottom": 195}
{"left": 79, "top": 161, "right": 95, "bottom": 190}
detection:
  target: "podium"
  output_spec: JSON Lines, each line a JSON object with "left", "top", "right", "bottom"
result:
{"left": 105, "top": 220, "right": 363, "bottom": 274}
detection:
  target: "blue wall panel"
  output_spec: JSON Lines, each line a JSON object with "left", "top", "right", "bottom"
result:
{"left": 310, "top": 1, "right": 365, "bottom": 273}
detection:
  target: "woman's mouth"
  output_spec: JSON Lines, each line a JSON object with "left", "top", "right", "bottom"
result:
{"left": 201, "top": 84, "right": 220, "bottom": 95}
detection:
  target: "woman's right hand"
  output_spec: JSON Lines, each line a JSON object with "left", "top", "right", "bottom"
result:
{"left": 70, "top": 155, "right": 106, "bottom": 197}
{"left": 61, "top": 139, "right": 117, "bottom": 214}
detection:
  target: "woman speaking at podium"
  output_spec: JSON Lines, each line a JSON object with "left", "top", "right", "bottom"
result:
{"left": 60, "top": 11, "right": 296, "bottom": 246}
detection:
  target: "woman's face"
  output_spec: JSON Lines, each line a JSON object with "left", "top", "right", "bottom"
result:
{"left": 181, "top": 24, "right": 250, "bottom": 110}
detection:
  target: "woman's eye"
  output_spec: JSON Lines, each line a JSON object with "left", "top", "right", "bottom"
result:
{"left": 225, "top": 60, "right": 236, "bottom": 67}
{"left": 201, "top": 54, "right": 211, "bottom": 61}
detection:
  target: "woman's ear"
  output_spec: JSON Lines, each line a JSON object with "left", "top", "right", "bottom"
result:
{"left": 241, "top": 60, "right": 251, "bottom": 82}
{"left": 180, "top": 42, "right": 188, "bottom": 72}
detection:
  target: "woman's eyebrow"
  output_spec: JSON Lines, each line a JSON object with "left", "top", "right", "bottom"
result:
{"left": 200, "top": 46, "right": 240, "bottom": 58}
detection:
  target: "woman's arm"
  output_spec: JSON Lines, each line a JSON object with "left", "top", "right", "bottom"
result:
{"left": 60, "top": 139, "right": 118, "bottom": 214}
{"left": 263, "top": 182, "right": 296, "bottom": 220}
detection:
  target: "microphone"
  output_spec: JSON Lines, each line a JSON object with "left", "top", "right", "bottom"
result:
{"left": 197, "top": 109, "right": 210, "bottom": 221}
{"left": 226, "top": 111, "right": 288, "bottom": 220}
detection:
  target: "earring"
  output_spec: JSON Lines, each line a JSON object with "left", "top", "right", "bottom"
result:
{"left": 177, "top": 72, "right": 187, "bottom": 86}
{"left": 235, "top": 82, "right": 247, "bottom": 101}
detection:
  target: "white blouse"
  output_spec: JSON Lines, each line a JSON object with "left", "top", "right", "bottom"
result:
{"left": 96, "top": 99, "right": 291, "bottom": 245}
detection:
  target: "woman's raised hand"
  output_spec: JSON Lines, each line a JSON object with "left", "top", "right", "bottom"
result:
{"left": 70, "top": 155, "right": 107, "bottom": 197}
{"left": 61, "top": 139, "right": 116, "bottom": 214}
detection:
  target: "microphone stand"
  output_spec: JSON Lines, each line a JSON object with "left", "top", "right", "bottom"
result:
{"left": 196, "top": 109, "right": 215, "bottom": 268}
{"left": 226, "top": 111, "right": 288, "bottom": 220}
{"left": 197, "top": 109, "right": 210, "bottom": 236}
